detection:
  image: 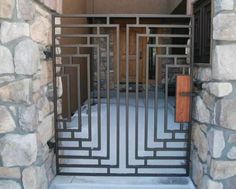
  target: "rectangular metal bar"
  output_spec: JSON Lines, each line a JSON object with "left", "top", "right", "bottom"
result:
{"left": 54, "top": 13, "right": 192, "bottom": 18}
{"left": 77, "top": 65, "right": 82, "bottom": 131}
{"left": 144, "top": 39, "right": 149, "bottom": 151}
{"left": 125, "top": 25, "right": 130, "bottom": 168}
{"left": 116, "top": 26, "right": 120, "bottom": 167}
{"left": 106, "top": 36, "right": 110, "bottom": 159}
{"left": 135, "top": 31, "right": 139, "bottom": 162}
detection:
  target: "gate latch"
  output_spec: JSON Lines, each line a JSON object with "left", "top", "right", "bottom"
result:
{"left": 180, "top": 91, "right": 199, "bottom": 97}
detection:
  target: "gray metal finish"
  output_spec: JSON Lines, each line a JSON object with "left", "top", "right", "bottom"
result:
{"left": 52, "top": 14, "right": 194, "bottom": 176}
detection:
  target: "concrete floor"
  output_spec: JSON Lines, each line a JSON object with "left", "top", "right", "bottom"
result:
{"left": 50, "top": 176, "right": 195, "bottom": 189}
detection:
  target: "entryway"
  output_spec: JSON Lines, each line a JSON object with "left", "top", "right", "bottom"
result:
{"left": 52, "top": 14, "right": 193, "bottom": 177}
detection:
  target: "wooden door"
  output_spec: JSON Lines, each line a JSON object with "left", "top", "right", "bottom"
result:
{"left": 120, "top": 27, "right": 146, "bottom": 83}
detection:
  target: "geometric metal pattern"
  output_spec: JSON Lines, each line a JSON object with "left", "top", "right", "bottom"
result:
{"left": 52, "top": 14, "right": 194, "bottom": 176}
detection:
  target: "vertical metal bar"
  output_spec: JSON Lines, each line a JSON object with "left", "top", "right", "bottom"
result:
{"left": 136, "top": 17, "right": 140, "bottom": 25}
{"left": 164, "top": 65, "right": 169, "bottom": 131}
{"left": 154, "top": 54, "right": 159, "bottom": 142}
{"left": 186, "top": 16, "right": 195, "bottom": 176}
{"left": 52, "top": 14, "right": 59, "bottom": 175}
{"left": 125, "top": 25, "right": 130, "bottom": 167}
{"left": 106, "top": 16, "right": 110, "bottom": 24}
{"left": 97, "top": 46, "right": 101, "bottom": 150}
{"left": 87, "top": 56, "right": 92, "bottom": 141}
{"left": 66, "top": 74, "right": 71, "bottom": 122}
{"left": 77, "top": 64, "right": 82, "bottom": 132}
{"left": 106, "top": 36, "right": 110, "bottom": 158}
{"left": 144, "top": 39, "right": 149, "bottom": 150}
{"left": 116, "top": 26, "right": 120, "bottom": 166}
{"left": 135, "top": 34, "right": 139, "bottom": 159}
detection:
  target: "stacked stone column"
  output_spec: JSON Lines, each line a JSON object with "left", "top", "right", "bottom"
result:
{"left": 191, "top": 0, "right": 236, "bottom": 188}
{"left": 0, "top": 0, "right": 61, "bottom": 188}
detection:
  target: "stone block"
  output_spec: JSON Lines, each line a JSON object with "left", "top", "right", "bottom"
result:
{"left": 30, "top": 15, "right": 51, "bottom": 45}
{"left": 194, "top": 67, "right": 212, "bottom": 82}
{"left": 201, "top": 91, "right": 216, "bottom": 111}
{"left": 22, "top": 166, "right": 48, "bottom": 189}
{"left": 193, "top": 96, "right": 210, "bottom": 123}
{"left": 0, "top": 0, "right": 15, "bottom": 19}
{"left": 192, "top": 151, "right": 204, "bottom": 186}
{"left": 0, "top": 167, "right": 21, "bottom": 179}
{"left": 36, "top": 141, "right": 50, "bottom": 164}
{"left": 215, "top": 99, "right": 236, "bottom": 130}
{"left": 227, "top": 147, "right": 236, "bottom": 160}
{"left": 0, "top": 21, "right": 30, "bottom": 44}
{"left": 19, "top": 105, "right": 39, "bottom": 132}
{"left": 0, "top": 180, "right": 22, "bottom": 189}
{"left": 228, "top": 133, "right": 236, "bottom": 143}
{"left": 37, "top": 96, "right": 51, "bottom": 122}
{"left": 57, "top": 77, "right": 63, "bottom": 98}
{"left": 0, "top": 76, "right": 15, "bottom": 85}
{"left": 38, "top": 0, "right": 57, "bottom": 11}
{"left": 210, "top": 159, "right": 236, "bottom": 180}
{"left": 16, "top": 0, "right": 35, "bottom": 21}
{"left": 199, "top": 175, "right": 223, "bottom": 189}
{"left": 0, "top": 134, "right": 37, "bottom": 166}
{"left": 0, "top": 45, "right": 14, "bottom": 74}
{"left": 37, "top": 114, "right": 54, "bottom": 145}
{"left": 215, "top": 0, "right": 234, "bottom": 13}
{"left": 213, "top": 44, "right": 236, "bottom": 80}
{"left": 0, "top": 106, "right": 16, "bottom": 134}
{"left": 224, "top": 177, "right": 236, "bottom": 189}
{"left": 0, "top": 79, "right": 32, "bottom": 104}
{"left": 203, "top": 82, "right": 232, "bottom": 97}
{"left": 192, "top": 123, "right": 208, "bottom": 162}
{"left": 14, "top": 39, "right": 40, "bottom": 75}
{"left": 207, "top": 129, "right": 225, "bottom": 158}
{"left": 40, "top": 61, "right": 53, "bottom": 86}
{"left": 213, "top": 13, "right": 236, "bottom": 41}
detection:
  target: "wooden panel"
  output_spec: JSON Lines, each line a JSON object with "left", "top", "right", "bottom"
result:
{"left": 119, "top": 27, "right": 146, "bottom": 83}
{"left": 175, "top": 75, "right": 191, "bottom": 123}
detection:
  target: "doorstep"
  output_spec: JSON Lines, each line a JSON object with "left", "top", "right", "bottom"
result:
{"left": 50, "top": 176, "right": 195, "bottom": 189}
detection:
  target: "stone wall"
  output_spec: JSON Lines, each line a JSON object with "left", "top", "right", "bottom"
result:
{"left": 0, "top": 0, "right": 61, "bottom": 188}
{"left": 191, "top": 0, "right": 236, "bottom": 188}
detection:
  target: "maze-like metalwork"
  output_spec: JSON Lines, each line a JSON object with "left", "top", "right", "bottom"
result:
{"left": 52, "top": 14, "right": 194, "bottom": 176}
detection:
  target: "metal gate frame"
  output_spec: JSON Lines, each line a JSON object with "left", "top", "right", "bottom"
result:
{"left": 52, "top": 14, "right": 194, "bottom": 176}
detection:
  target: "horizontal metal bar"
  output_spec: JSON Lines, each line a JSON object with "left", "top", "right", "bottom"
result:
{"left": 55, "top": 24, "right": 119, "bottom": 28}
{"left": 55, "top": 44, "right": 99, "bottom": 48}
{"left": 147, "top": 44, "right": 191, "bottom": 48}
{"left": 57, "top": 172, "right": 188, "bottom": 177}
{"left": 137, "top": 34, "right": 192, "bottom": 38}
{"left": 156, "top": 55, "right": 189, "bottom": 58}
{"left": 58, "top": 164, "right": 187, "bottom": 169}
{"left": 127, "top": 24, "right": 191, "bottom": 28}
{"left": 53, "top": 13, "right": 192, "bottom": 19}
{"left": 58, "top": 155, "right": 187, "bottom": 160}
{"left": 55, "top": 34, "right": 109, "bottom": 38}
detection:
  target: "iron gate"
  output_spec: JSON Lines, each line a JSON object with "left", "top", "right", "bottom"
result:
{"left": 52, "top": 14, "right": 194, "bottom": 176}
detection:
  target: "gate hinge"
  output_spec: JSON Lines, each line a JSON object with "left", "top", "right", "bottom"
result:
{"left": 47, "top": 140, "right": 56, "bottom": 152}
{"left": 43, "top": 46, "right": 53, "bottom": 60}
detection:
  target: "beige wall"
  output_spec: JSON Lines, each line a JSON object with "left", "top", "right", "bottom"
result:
{"left": 86, "top": 0, "right": 183, "bottom": 14}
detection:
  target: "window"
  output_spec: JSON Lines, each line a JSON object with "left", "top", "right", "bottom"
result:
{"left": 193, "top": 0, "right": 211, "bottom": 64}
